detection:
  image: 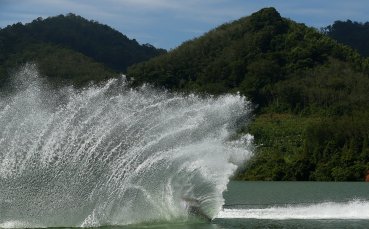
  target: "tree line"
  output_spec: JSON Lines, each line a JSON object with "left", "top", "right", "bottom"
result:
{"left": 0, "top": 13, "right": 165, "bottom": 87}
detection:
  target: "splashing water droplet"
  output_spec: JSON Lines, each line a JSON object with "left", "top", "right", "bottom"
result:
{"left": 0, "top": 64, "right": 253, "bottom": 227}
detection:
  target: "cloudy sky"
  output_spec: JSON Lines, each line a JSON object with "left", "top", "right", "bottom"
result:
{"left": 0, "top": 0, "right": 368, "bottom": 49}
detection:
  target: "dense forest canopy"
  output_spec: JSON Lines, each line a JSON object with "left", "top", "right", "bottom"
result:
{"left": 324, "top": 20, "right": 369, "bottom": 57}
{"left": 128, "top": 8, "right": 369, "bottom": 181}
{"left": 0, "top": 13, "right": 165, "bottom": 86}
{"left": 128, "top": 8, "right": 369, "bottom": 109}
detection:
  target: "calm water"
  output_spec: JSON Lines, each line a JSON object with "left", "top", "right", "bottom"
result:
{"left": 215, "top": 181, "right": 369, "bottom": 228}
{"left": 113, "top": 181, "right": 369, "bottom": 229}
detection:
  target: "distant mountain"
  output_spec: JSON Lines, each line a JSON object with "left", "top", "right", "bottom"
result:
{"left": 0, "top": 13, "right": 165, "bottom": 86}
{"left": 324, "top": 20, "right": 369, "bottom": 57}
{"left": 128, "top": 8, "right": 368, "bottom": 108}
{"left": 128, "top": 8, "right": 369, "bottom": 181}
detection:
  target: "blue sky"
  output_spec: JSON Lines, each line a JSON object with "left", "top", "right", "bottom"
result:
{"left": 1, "top": 0, "right": 368, "bottom": 50}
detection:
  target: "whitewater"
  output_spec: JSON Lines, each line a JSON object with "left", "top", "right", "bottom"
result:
{"left": 217, "top": 200, "right": 369, "bottom": 220}
{"left": 0, "top": 64, "right": 253, "bottom": 228}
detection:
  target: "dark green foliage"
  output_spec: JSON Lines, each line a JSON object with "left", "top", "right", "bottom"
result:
{"left": 271, "top": 59, "right": 369, "bottom": 115}
{"left": 128, "top": 8, "right": 368, "bottom": 109}
{"left": 0, "top": 13, "right": 165, "bottom": 89}
{"left": 324, "top": 20, "right": 369, "bottom": 57}
{"left": 128, "top": 8, "right": 290, "bottom": 100}
{"left": 0, "top": 42, "right": 116, "bottom": 87}
{"left": 237, "top": 113, "right": 369, "bottom": 181}
{"left": 128, "top": 7, "right": 369, "bottom": 181}
{"left": 306, "top": 115, "right": 369, "bottom": 181}
{"left": 0, "top": 13, "right": 165, "bottom": 73}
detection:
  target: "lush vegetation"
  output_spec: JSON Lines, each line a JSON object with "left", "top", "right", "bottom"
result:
{"left": 0, "top": 13, "right": 165, "bottom": 87}
{"left": 128, "top": 8, "right": 369, "bottom": 181}
{"left": 0, "top": 43, "right": 116, "bottom": 87}
{"left": 324, "top": 20, "right": 369, "bottom": 57}
{"left": 235, "top": 113, "right": 369, "bottom": 181}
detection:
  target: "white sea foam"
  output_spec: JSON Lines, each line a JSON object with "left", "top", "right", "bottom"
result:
{"left": 0, "top": 221, "right": 44, "bottom": 229}
{"left": 216, "top": 200, "right": 369, "bottom": 220}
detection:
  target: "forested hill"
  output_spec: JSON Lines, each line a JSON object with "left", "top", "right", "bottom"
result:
{"left": 0, "top": 13, "right": 165, "bottom": 72}
{"left": 128, "top": 8, "right": 369, "bottom": 181}
{"left": 128, "top": 7, "right": 369, "bottom": 108}
{"left": 324, "top": 20, "right": 369, "bottom": 57}
{"left": 0, "top": 13, "right": 165, "bottom": 86}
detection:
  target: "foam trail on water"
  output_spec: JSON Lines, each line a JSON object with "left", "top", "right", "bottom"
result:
{"left": 0, "top": 64, "right": 253, "bottom": 228}
{"left": 216, "top": 200, "right": 369, "bottom": 220}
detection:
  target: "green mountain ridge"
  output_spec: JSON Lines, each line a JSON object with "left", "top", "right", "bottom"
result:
{"left": 127, "top": 8, "right": 369, "bottom": 181}
{"left": 128, "top": 8, "right": 369, "bottom": 106}
{"left": 0, "top": 13, "right": 165, "bottom": 86}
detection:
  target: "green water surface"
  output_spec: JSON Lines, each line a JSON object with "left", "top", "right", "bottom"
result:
{"left": 120, "top": 181, "right": 369, "bottom": 229}
{"left": 5, "top": 182, "right": 369, "bottom": 229}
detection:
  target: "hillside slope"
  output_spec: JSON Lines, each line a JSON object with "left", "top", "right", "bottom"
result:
{"left": 0, "top": 14, "right": 165, "bottom": 87}
{"left": 128, "top": 8, "right": 369, "bottom": 181}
